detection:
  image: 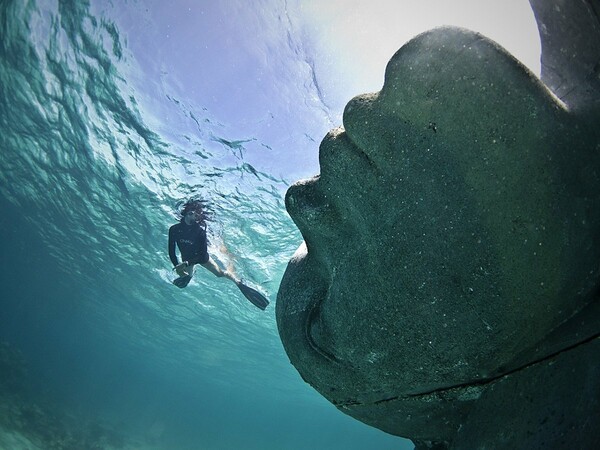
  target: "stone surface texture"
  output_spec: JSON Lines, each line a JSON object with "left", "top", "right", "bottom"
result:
{"left": 276, "top": 0, "right": 600, "bottom": 448}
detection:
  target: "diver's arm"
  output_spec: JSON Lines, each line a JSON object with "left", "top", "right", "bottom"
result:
{"left": 168, "top": 226, "right": 179, "bottom": 267}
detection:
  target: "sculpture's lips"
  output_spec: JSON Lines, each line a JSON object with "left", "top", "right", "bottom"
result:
{"left": 281, "top": 132, "right": 367, "bottom": 369}
{"left": 278, "top": 130, "right": 389, "bottom": 397}
{"left": 284, "top": 129, "right": 377, "bottom": 249}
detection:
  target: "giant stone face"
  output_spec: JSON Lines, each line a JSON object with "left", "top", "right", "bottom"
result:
{"left": 276, "top": 2, "right": 600, "bottom": 448}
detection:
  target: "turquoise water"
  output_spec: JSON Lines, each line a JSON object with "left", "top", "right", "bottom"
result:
{"left": 0, "top": 0, "right": 409, "bottom": 448}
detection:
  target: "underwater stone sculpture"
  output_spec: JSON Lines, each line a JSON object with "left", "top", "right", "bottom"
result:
{"left": 276, "top": 0, "right": 600, "bottom": 448}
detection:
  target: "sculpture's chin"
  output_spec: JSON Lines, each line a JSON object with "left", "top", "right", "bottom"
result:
{"left": 277, "top": 251, "right": 480, "bottom": 441}
{"left": 276, "top": 247, "right": 337, "bottom": 389}
{"left": 276, "top": 244, "right": 331, "bottom": 359}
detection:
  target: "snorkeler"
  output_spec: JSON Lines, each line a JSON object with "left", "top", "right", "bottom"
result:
{"left": 168, "top": 198, "right": 269, "bottom": 310}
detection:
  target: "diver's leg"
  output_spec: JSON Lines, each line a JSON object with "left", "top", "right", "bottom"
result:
{"left": 201, "top": 257, "right": 240, "bottom": 284}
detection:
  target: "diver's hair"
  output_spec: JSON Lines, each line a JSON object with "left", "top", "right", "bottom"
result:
{"left": 177, "top": 198, "right": 212, "bottom": 228}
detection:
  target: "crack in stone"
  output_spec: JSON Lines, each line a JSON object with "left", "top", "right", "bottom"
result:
{"left": 335, "top": 331, "right": 600, "bottom": 408}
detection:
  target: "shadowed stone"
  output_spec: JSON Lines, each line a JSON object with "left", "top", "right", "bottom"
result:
{"left": 530, "top": 0, "right": 600, "bottom": 112}
{"left": 276, "top": 1, "right": 600, "bottom": 448}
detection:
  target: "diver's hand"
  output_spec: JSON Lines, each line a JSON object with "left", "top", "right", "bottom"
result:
{"left": 174, "top": 262, "right": 189, "bottom": 277}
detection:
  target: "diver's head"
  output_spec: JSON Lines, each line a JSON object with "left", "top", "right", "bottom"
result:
{"left": 179, "top": 198, "right": 211, "bottom": 227}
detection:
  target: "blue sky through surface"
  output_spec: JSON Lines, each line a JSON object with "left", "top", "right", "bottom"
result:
{"left": 105, "top": 0, "right": 540, "bottom": 185}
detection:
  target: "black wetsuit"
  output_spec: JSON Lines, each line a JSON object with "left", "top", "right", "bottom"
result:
{"left": 168, "top": 222, "right": 209, "bottom": 267}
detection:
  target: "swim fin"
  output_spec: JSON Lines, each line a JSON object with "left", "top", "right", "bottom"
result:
{"left": 173, "top": 275, "right": 192, "bottom": 288}
{"left": 237, "top": 282, "right": 269, "bottom": 310}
